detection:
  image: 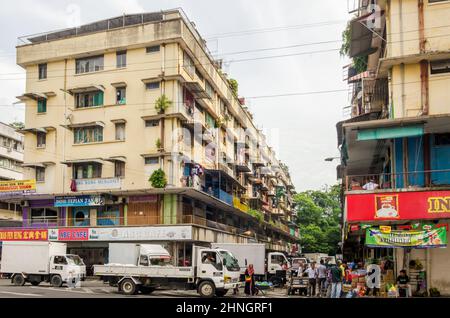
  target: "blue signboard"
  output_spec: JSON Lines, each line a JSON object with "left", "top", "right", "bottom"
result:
{"left": 55, "top": 195, "right": 105, "bottom": 207}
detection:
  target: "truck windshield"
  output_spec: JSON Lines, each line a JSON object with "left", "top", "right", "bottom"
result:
{"left": 66, "top": 255, "right": 85, "bottom": 266}
{"left": 219, "top": 251, "right": 240, "bottom": 271}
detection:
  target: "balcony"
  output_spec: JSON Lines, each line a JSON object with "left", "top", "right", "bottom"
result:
{"left": 233, "top": 196, "right": 249, "bottom": 213}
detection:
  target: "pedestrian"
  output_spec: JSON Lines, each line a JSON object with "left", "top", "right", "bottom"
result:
{"left": 362, "top": 178, "right": 379, "bottom": 190}
{"left": 396, "top": 269, "right": 411, "bottom": 298}
{"left": 305, "top": 262, "right": 317, "bottom": 297}
{"left": 244, "top": 264, "right": 257, "bottom": 296}
{"left": 330, "top": 261, "right": 343, "bottom": 298}
{"left": 317, "top": 259, "right": 327, "bottom": 297}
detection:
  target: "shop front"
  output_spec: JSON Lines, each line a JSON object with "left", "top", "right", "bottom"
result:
{"left": 345, "top": 189, "right": 450, "bottom": 296}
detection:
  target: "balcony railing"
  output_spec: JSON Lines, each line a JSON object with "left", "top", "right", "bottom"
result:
{"left": 345, "top": 169, "right": 450, "bottom": 191}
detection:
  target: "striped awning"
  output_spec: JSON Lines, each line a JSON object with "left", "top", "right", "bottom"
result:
{"left": 348, "top": 71, "right": 375, "bottom": 83}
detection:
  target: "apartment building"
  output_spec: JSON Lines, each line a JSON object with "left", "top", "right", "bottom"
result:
{"left": 5, "top": 9, "right": 299, "bottom": 268}
{"left": 0, "top": 122, "right": 24, "bottom": 224}
{"left": 338, "top": 0, "right": 450, "bottom": 294}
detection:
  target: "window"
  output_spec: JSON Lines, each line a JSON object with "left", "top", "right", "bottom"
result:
{"left": 75, "top": 55, "right": 104, "bottom": 74}
{"left": 54, "top": 256, "right": 68, "bottom": 265}
{"left": 36, "top": 132, "right": 46, "bottom": 148}
{"left": 145, "top": 119, "right": 160, "bottom": 127}
{"left": 430, "top": 59, "right": 450, "bottom": 75}
{"left": 146, "top": 82, "right": 160, "bottom": 90}
{"left": 30, "top": 207, "right": 57, "bottom": 224}
{"left": 205, "top": 81, "right": 214, "bottom": 99}
{"left": 183, "top": 51, "right": 195, "bottom": 77}
{"left": 36, "top": 167, "right": 45, "bottom": 182}
{"left": 195, "top": 68, "right": 204, "bottom": 82}
{"left": 145, "top": 157, "right": 159, "bottom": 165}
{"left": 75, "top": 91, "right": 104, "bottom": 108}
{"left": 37, "top": 98, "right": 47, "bottom": 113}
{"left": 116, "top": 87, "right": 126, "bottom": 105}
{"left": 146, "top": 45, "right": 160, "bottom": 53}
{"left": 115, "top": 161, "right": 125, "bottom": 178}
{"left": 73, "top": 162, "right": 102, "bottom": 179}
{"left": 139, "top": 255, "right": 149, "bottom": 266}
{"left": 38, "top": 63, "right": 47, "bottom": 80}
{"left": 74, "top": 126, "right": 103, "bottom": 144}
{"left": 434, "top": 133, "right": 450, "bottom": 146}
{"left": 116, "top": 51, "right": 127, "bottom": 68}
{"left": 115, "top": 123, "right": 126, "bottom": 141}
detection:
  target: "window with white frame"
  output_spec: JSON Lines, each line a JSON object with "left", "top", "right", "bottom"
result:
{"left": 115, "top": 161, "right": 125, "bottom": 178}
{"left": 30, "top": 207, "right": 57, "bottom": 224}
{"left": 116, "top": 51, "right": 127, "bottom": 68}
{"left": 38, "top": 63, "right": 47, "bottom": 80}
{"left": 74, "top": 126, "right": 103, "bottom": 144}
{"left": 146, "top": 45, "right": 160, "bottom": 53}
{"left": 73, "top": 162, "right": 102, "bottom": 179}
{"left": 75, "top": 90, "right": 104, "bottom": 108}
{"left": 76, "top": 55, "right": 104, "bottom": 74}
{"left": 145, "top": 119, "right": 159, "bottom": 127}
{"left": 36, "top": 132, "right": 46, "bottom": 148}
{"left": 146, "top": 82, "right": 160, "bottom": 90}
{"left": 116, "top": 87, "right": 126, "bottom": 104}
{"left": 145, "top": 157, "right": 159, "bottom": 165}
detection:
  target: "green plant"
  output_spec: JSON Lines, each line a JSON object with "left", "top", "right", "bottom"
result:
{"left": 248, "top": 209, "right": 264, "bottom": 223}
{"left": 155, "top": 138, "right": 162, "bottom": 150}
{"left": 228, "top": 78, "right": 238, "bottom": 96}
{"left": 339, "top": 22, "right": 368, "bottom": 74}
{"left": 149, "top": 169, "right": 167, "bottom": 188}
{"left": 215, "top": 116, "right": 225, "bottom": 128}
{"left": 155, "top": 94, "right": 172, "bottom": 114}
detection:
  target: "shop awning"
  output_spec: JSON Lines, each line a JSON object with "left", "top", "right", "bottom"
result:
{"left": 64, "top": 85, "right": 105, "bottom": 95}
{"left": 61, "top": 158, "right": 104, "bottom": 165}
{"left": 357, "top": 124, "right": 424, "bottom": 141}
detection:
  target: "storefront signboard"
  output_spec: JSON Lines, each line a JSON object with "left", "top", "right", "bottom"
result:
{"left": 129, "top": 195, "right": 157, "bottom": 203}
{"left": 75, "top": 178, "right": 121, "bottom": 191}
{"left": 55, "top": 195, "right": 105, "bottom": 207}
{"left": 365, "top": 227, "right": 448, "bottom": 248}
{"left": 347, "top": 190, "right": 450, "bottom": 221}
{"left": 48, "top": 228, "right": 89, "bottom": 241}
{"left": 0, "top": 179, "right": 36, "bottom": 196}
{"left": 0, "top": 229, "right": 48, "bottom": 241}
{"left": 88, "top": 226, "right": 192, "bottom": 241}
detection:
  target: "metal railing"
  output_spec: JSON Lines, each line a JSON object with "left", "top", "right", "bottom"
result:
{"left": 345, "top": 169, "right": 450, "bottom": 191}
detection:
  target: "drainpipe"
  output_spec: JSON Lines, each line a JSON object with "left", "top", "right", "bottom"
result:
{"left": 418, "top": 0, "right": 426, "bottom": 53}
{"left": 418, "top": 0, "right": 429, "bottom": 115}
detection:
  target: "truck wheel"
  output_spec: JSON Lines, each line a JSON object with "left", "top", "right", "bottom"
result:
{"left": 120, "top": 279, "right": 137, "bottom": 295}
{"left": 198, "top": 281, "right": 215, "bottom": 298}
{"left": 215, "top": 289, "right": 228, "bottom": 297}
{"left": 140, "top": 286, "right": 155, "bottom": 295}
{"left": 50, "top": 275, "right": 63, "bottom": 287}
{"left": 12, "top": 274, "right": 25, "bottom": 286}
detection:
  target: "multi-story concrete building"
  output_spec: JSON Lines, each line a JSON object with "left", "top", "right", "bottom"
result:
{"left": 0, "top": 122, "right": 24, "bottom": 224}
{"left": 338, "top": 0, "right": 450, "bottom": 294}
{"left": 5, "top": 9, "right": 299, "bottom": 269}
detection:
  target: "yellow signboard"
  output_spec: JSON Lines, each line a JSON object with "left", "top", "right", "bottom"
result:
{"left": 0, "top": 179, "right": 36, "bottom": 193}
{"left": 380, "top": 225, "right": 392, "bottom": 234}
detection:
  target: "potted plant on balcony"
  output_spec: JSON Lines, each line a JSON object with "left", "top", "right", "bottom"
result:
{"left": 215, "top": 116, "right": 225, "bottom": 129}
{"left": 149, "top": 169, "right": 167, "bottom": 188}
{"left": 155, "top": 94, "right": 172, "bottom": 114}
{"left": 155, "top": 138, "right": 163, "bottom": 152}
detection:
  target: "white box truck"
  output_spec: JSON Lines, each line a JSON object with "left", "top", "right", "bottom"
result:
{"left": 0, "top": 241, "right": 86, "bottom": 287}
{"left": 94, "top": 243, "right": 241, "bottom": 297}
{"left": 211, "top": 243, "right": 290, "bottom": 285}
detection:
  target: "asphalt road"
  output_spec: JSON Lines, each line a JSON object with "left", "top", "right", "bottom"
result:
{"left": 0, "top": 278, "right": 293, "bottom": 298}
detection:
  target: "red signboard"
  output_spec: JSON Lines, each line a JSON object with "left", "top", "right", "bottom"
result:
{"left": 57, "top": 228, "right": 89, "bottom": 241}
{"left": 0, "top": 229, "right": 48, "bottom": 241}
{"left": 347, "top": 190, "right": 450, "bottom": 222}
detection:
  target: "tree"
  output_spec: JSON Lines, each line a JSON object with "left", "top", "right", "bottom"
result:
{"left": 228, "top": 78, "right": 238, "bottom": 96}
{"left": 149, "top": 169, "right": 167, "bottom": 188}
{"left": 294, "top": 184, "right": 342, "bottom": 255}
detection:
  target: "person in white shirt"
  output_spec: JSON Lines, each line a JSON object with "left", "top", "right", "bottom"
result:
{"left": 362, "top": 178, "right": 379, "bottom": 190}
{"left": 305, "top": 262, "right": 318, "bottom": 297}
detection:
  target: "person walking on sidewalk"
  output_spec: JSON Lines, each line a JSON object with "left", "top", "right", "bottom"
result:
{"left": 330, "top": 261, "right": 343, "bottom": 298}
{"left": 305, "top": 262, "right": 318, "bottom": 297}
{"left": 317, "top": 259, "right": 328, "bottom": 297}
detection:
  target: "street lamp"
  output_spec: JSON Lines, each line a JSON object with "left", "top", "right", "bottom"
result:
{"left": 324, "top": 157, "right": 340, "bottom": 162}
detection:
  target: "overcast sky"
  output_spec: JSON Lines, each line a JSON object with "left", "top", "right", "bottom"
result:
{"left": 0, "top": 0, "right": 350, "bottom": 191}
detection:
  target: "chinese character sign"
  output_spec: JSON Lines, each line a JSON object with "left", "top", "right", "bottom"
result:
{"left": 0, "top": 229, "right": 48, "bottom": 241}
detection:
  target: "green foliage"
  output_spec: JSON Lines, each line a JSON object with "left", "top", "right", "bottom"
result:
{"left": 339, "top": 22, "right": 368, "bottom": 74}
{"left": 248, "top": 209, "right": 264, "bottom": 223}
{"left": 9, "top": 122, "right": 25, "bottom": 130}
{"left": 155, "top": 95, "right": 172, "bottom": 114}
{"left": 228, "top": 78, "right": 238, "bottom": 96}
{"left": 149, "top": 169, "right": 167, "bottom": 188}
{"left": 155, "top": 138, "right": 162, "bottom": 149}
{"left": 294, "top": 184, "right": 342, "bottom": 255}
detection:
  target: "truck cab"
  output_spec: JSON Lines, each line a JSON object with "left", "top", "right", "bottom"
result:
{"left": 49, "top": 254, "right": 86, "bottom": 286}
